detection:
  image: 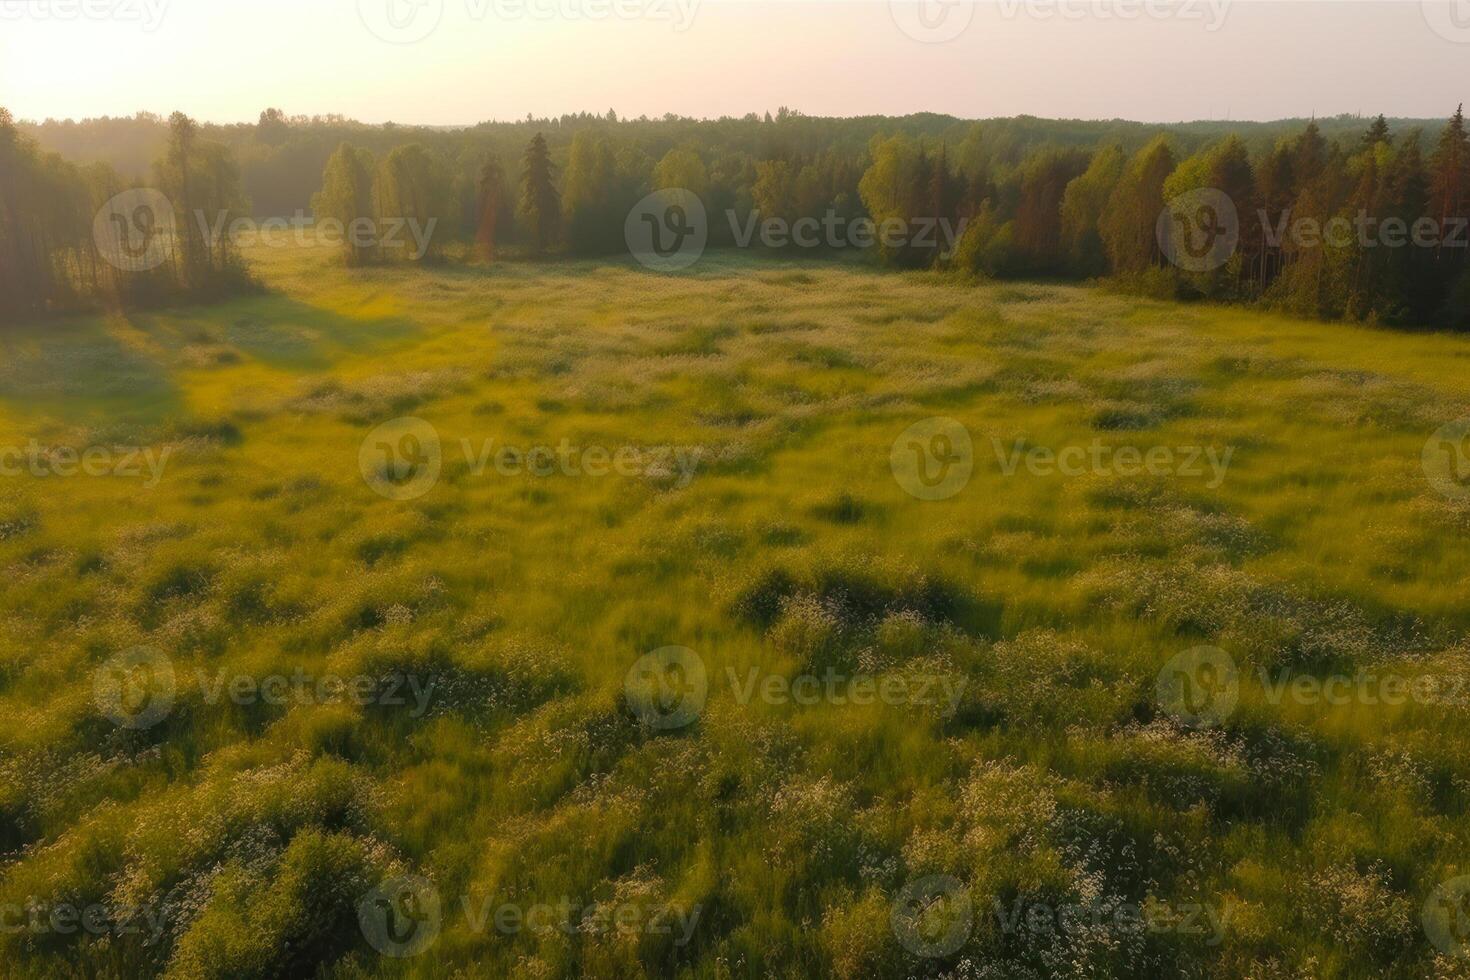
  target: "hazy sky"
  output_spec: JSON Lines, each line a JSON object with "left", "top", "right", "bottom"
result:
{"left": 2, "top": 1, "right": 1468, "bottom": 125}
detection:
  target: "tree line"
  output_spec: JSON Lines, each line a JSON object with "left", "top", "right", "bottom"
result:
{"left": 5, "top": 106, "right": 1467, "bottom": 329}
{"left": 0, "top": 109, "right": 250, "bottom": 324}
{"left": 318, "top": 107, "right": 1470, "bottom": 329}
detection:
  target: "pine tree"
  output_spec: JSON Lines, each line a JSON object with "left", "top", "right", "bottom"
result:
{"left": 1361, "top": 115, "right": 1392, "bottom": 152}
{"left": 519, "top": 133, "right": 560, "bottom": 254}
{"left": 1293, "top": 121, "right": 1327, "bottom": 187}
{"left": 1383, "top": 134, "right": 1433, "bottom": 322}
{"left": 1431, "top": 105, "right": 1469, "bottom": 253}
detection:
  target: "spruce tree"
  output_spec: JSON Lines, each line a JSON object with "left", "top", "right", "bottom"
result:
{"left": 520, "top": 132, "right": 561, "bottom": 254}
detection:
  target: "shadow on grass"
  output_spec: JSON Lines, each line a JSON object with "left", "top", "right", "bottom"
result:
{"left": 0, "top": 294, "right": 423, "bottom": 428}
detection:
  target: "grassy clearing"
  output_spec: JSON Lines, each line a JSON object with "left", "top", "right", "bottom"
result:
{"left": 2, "top": 243, "right": 1470, "bottom": 978}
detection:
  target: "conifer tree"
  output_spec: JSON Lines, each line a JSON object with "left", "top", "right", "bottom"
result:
{"left": 520, "top": 132, "right": 561, "bottom": 254}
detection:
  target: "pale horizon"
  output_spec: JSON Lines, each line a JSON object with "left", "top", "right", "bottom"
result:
{"left": 4, "top": 1, "right": 1469, "bottom": 127}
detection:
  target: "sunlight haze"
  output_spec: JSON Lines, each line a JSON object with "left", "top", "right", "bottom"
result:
{"left": 3, "top": 0, "right": 1467, "bottom": 124}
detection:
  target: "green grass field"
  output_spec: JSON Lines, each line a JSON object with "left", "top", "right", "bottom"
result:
{"left": 4, "top": 242, "right": 1470, "bottom": 978}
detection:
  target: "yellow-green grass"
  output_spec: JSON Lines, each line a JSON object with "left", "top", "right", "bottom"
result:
{"left": 1, "top": 241, "right": 1469, "bottom": 978}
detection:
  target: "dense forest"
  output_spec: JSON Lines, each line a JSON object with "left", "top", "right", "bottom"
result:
{"left": 4, "top": 106, "right": 1468, "bottom": 328}
{"left": 0, "top": 109, "right": 251, "bottom": 322}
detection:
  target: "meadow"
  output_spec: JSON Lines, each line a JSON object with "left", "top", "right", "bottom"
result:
{"left": 2, "top": 241, "right": 1470, "bottom": 978}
